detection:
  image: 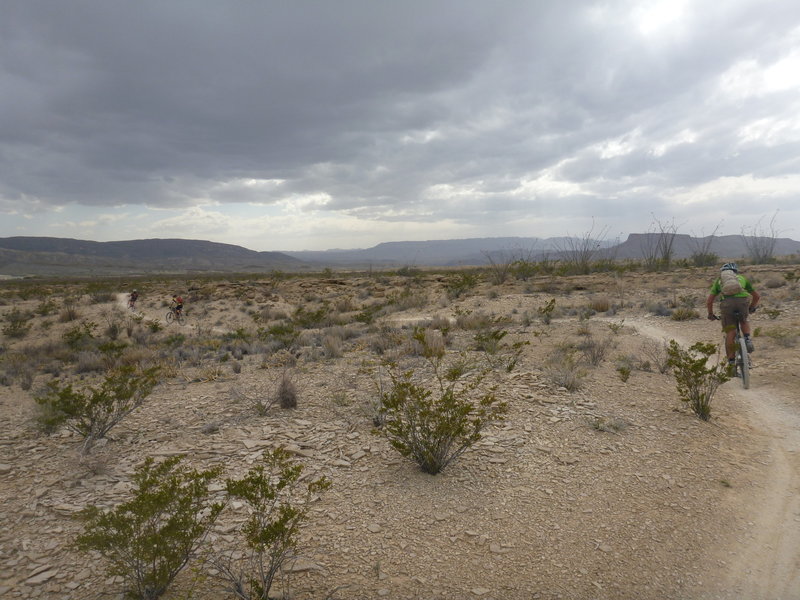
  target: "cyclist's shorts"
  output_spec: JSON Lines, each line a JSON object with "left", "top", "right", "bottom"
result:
{"left": 720, "top": 297, "right": 750, "bottom": 329}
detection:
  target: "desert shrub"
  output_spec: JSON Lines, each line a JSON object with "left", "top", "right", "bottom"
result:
{"left": 473, "top": 328, "right": 507, "bottom": 355}
{"left": 445, "top": 271, "right": 481, "bottom": 299}
{"left": 367, "top": 326, "right": 402, "bottom": 356}
{"left": 762, "top": 327, "right": 799, "bottom": 348}
{"left": 211, "top": 448, "right": 331, "bottom": 599}
{"left": 36, "top": 299, "right": 58, "bottom": 316}
{"left": 59, "top": 300, "right": 80, "bottom": 322}
{"left": 607, "top": 320, "right": 625, "bottom": 334}
{"left": 639, "top": 338, "right": 671, "bottom": 374}
{"left": 390, "top": 288, "right": 429, "bottom": 311}
{"left": 428, "top": 315, "right": 452, "bottom": 332}
{"left": 454, "top": 309, "right": 493, "bottom": 331}
{"left": 616, "top": 364, "right": 631, "bottom": 382}
{"left": 2, "top": 308, "right": 33, "bottom": 339}
{"left": 647, "top": 302, "right": 672, "bottom": 317}
{"left": 537, "top": 298, "right": 556, "bottom": 325}
{"left": 408, "top": 326, "right": 446, "bottom": 358}
{"left": 231, "top": 387, "right": 274, "bottom": 416}
{"left": 670, "top": 307, "right": 699, "bottom": 321}
{"left": 379, "top": 337, "right": 507, "bottom": 474}
{"left": 63, "top": 321, "right": 97, "bottom": 350}
{"left": 258, "top": 322, "right": 298, "bottom": 350}
{"left": 764, "top": 277, "right": 786, "bottom": 289}
{"left": 322, "top": 332, "right": 344, "bottom": 359}
{"left": 589, "top": 415, "right": 629, "bottom": 433}
{"left": 544, "top": 348, "right": 585, "bottom": 391}
{"left": 292, "top": 304, "right": 330, "bottom": 329}
{"left": 577, "top": 336, "right": 611, "bottom": 366}
{"left": 276, "top": 371, "right": 297, "bottom": 408}
{"left": 509, "top": 259, "right": 539, "bottom": 281}
{"left": 690, "top": 252, "right": 719, "bottom": 267}
{"left": 588, "top": 296, "right": 611, "bottom": 313}
{"left": 75, "top": 351, "right": 106, "bottom": 374}
{"left": 75, "top": 455, "right": 223, "bottom": 600}
{"left": 667, "top": 340, "right": 730, "bottom": 421}
{"left": 35, "top": 365, "right": 161, "bottom": 452}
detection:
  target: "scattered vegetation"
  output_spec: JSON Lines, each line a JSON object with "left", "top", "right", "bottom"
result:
{"left": 378, "top": 331, "right": 507, "bottom": 474}
{"left": 35, "top": 365, "right": 161, "bottom": 452}
{"left": 667, "top": 340, "right": 730, "bottom": 421}
{"left": 75, "top": 455, "right": 223, "bottom": 600}
{"left": 211, "top": 448, "right": 331, "bottom": 599}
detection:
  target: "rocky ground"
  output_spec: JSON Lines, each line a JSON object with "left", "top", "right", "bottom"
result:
{"left": 0, "top": 265, "right": 799, "bottom": 599}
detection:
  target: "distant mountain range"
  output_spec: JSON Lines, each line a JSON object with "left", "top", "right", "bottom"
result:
{"left": 284, "top": 234, "right": 800, "bottom": 266}
{"left": 0, "top": 237, "right": 301, "bottom": 277}
{"left": 0, "top": 233, "right": 798, "bottom": 277}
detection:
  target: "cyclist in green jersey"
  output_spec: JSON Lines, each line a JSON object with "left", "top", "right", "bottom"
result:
{"left": 706, "top": 262, "right": 760, "bottom": 371}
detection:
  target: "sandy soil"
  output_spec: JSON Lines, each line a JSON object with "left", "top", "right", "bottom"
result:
{"left": 0, "top": 266, "right": 798, "bottom": 599}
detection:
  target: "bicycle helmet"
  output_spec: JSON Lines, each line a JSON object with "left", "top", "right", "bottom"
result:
{"left": 721, "top": 262, "right": 738, "bottom": 272}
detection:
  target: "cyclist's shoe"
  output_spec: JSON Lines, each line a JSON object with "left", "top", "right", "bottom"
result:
{"left": 745, "top": 337, "right": 755, "bottom": 353}
{"left": 727, "top": 361, "right": 737, "bottom": 377}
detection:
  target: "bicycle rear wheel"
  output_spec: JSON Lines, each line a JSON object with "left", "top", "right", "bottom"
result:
{"left": 165, "top": 311, "right": 174, "bottom": 324}
{"left": 737, "top": 334, "right": 750, "bottom": 389}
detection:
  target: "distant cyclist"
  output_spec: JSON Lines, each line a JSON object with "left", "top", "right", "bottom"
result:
{"left": 171, "top": 294, "right": 184, "bottom": 317}
{"left": 128, "top": 289, "right": 139, "bottom": 310}
{"left": 706, "top": 263, "right": 760, "bottom": 371}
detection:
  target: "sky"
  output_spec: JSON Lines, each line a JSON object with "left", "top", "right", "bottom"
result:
{"left": 2, "top": 1, "right": 800, "bottom": 252}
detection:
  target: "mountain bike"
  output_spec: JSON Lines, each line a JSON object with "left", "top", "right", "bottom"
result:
{"left": 715, "top": 309, "right": 751, "bottom": 389}
{"left": 165, "top": 306, "right": 186, "bottom": 326}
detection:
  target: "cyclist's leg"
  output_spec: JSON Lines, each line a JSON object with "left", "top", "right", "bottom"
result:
{"left": 719, "top": 302, "right": 737, "bottom": 359}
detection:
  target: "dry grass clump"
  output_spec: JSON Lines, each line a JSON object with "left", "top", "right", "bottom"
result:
{"left": 544, "top": 347, "right": 585, "bottom": 391}
{"left": 577, "top": 336, "right": 612, "bottom": 366}
{"left": 764, "top": 277, "right": 786, "bottom": 289}
{"left": 59, "top": 300, "right": 80, "bottom": 322}
{"left": 670, "top": 307, "right": 700, "bottom": 321}
{"left": 276, "top": 371, "right": 298, "bottom": 408}
{"left": 322, "top": 332, "right": 344, "bottom": 359}
{"left": 638, "top": 338, "right": 671, "bottom": 374}
{"left": 407, "top": 326, "right": 446, "bottom": 357}
{"left": 588, "top": 296, "right": 611, "bottom": 313}
{"left": 455, "top": 310, "right": 494, "bottom": 330}
{"left": 762, "top": 327, "right": 799, "bottom": 348}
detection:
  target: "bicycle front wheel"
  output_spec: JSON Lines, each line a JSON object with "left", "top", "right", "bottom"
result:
{"left": 176, "top": 313, "right": 186, "bottom": 326}
{"left": 738, "top": 337, "right": 750, "bottom": 390}
{"left": 165, "top": 311, "right": 174, "bottom": 324}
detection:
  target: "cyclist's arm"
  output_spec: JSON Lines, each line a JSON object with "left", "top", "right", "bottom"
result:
{"left": 706, "top": 293, "right": 717, "bottom": 317}
{"left": 749, "top": 288, "right": 761, "bottom": 308}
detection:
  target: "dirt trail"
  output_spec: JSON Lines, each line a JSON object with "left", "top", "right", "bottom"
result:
{"left": 719, "top": 387, "right": 800, "bottom": 600}
{"left": 629, "top": 317, "right": 800, "bottom": 599}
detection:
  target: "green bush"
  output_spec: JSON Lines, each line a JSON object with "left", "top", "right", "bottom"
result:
{"left": 2, "top": 308, "right": 33, "bottom": 339}
{"left": 667, "top": 340, "right": 730, "bottom": 421}
{"left": 76, "top": 455, "right": 223, "bottom": 600}
{"left": 35, "top": 365, "right": 161, "bottom": 452}
{"left": 537, "top": 298, "right": 556, "bottom": 325}
{"left": 212, "top": 448, "right": 331, "bottom": 599}
{"left": 62, "top": 321, "right": 97, "bottom": 350}
{"left": 379, "top": 338, "right": 507, "bottom": 474}
{"left": 445, "top": 272, "right": 481, "bottom": 299}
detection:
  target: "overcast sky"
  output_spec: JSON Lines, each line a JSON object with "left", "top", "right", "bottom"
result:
{"left": 2, "top": 1, "right": 799, "bottom": 251}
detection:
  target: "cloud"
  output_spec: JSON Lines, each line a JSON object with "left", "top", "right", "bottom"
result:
{"left": 1, "top": 0, "right": 800, "bottom": 250}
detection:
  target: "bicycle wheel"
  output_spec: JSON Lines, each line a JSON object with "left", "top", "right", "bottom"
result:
{"left": 738, "top": 333, "right": 750, "bottom": 389}
{"left": 176, "top": 312, "right": 186, "bottom": 326}
{"left": 165, "top": 311, "right": 174, "bottom": 324}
